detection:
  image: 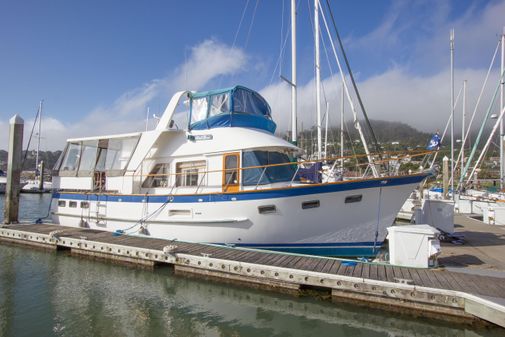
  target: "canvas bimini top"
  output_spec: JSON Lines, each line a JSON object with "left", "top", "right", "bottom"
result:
{"left": 189, "top": 85, "right": 277, "bottom": 134}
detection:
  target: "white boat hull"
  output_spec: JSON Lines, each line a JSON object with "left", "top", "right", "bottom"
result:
{"left": 51, "top": 174, "right": 427, "bottom": 256}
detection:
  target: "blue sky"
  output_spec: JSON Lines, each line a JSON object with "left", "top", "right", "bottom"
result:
{"left": 1, "top": 0, "right": 504, "bottom": 150}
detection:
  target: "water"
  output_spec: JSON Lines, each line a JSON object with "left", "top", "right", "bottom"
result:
{"left": 0, "top": 195, "right": 503, "bottom": 336}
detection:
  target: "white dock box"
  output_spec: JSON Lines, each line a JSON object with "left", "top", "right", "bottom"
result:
{"left": 420, "top": 199, "right": 454, "bottom": 234}
{"left": 387, "top": 225, "right": 441, "bottom": 268}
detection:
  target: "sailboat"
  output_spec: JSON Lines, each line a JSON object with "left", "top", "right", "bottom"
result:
{"left": 22, "top": 100, "right": 52, "bottom": 193}
{"left": 0, "top": 170, "right": 6, "bottom": 194}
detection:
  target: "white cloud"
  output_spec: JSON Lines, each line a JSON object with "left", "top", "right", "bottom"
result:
{"left": 262, "top": 66, "right": 500, "bottom": 136}
{"left": 0, "top": 39, "right": 248, "bottom": 150}
{"left": 174, "top": 39, "right": 247, "bottom": 89}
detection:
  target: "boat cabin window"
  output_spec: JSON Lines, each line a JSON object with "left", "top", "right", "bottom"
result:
{"left": 59, "top": 142, "right": 81, "bottom": 176}
{"left": 55, "top": 135, "right": 140, "bottom": 177}
{"left": 176, "top": 160, "right": 206, "bottom": 187}
{"left": 142, "top": 163, "right": 170, "bottom": 188}
{"left": 191, "top": 98, "right": 208, "bottom": 124}
{"left": 105, "top": 136, "right": 139, "bottom": 176}
{"left": 209, "top": 93, "right": 230, "bottom": 117}
{"left": 78, "top": 140, "right": 99, "bottom": 177}
{"left": 52, "top": 147, "right": 66, "bottom": 175}
{"left": 242, "top": 150, "right": 297, "bottom": 186}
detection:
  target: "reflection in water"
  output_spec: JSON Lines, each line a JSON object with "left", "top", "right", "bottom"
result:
{"left": 0, "top": 244, "right": 503, "bottom": 337}
{"left": 0, "top": 194, "right": 503, "bottom": 336}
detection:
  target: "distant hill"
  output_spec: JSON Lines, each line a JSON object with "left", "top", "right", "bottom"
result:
{"left": 0, "top": 150, "right": 62, "bottom": 172}
{"left": 293, "top": 119, "right": 434, "bottom": 156}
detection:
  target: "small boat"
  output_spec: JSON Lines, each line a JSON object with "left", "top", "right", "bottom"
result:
{"left": 50, "top": 86, "right": 429, "bottom": 257}
{"left": 21, "top": 100, "right": 52, "bottom": 194}
{"left": 0, "top": 170, "right": 6, "bottom": 194}
{"left": 21, "top": 179, "right": 52, "bottom": 193}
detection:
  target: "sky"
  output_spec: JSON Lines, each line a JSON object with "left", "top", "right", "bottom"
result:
{"left": 0, "top": 0, "right": 504, "bottom": 150}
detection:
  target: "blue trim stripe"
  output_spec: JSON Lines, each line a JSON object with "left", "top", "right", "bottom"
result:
{"left": 53, "top": 173, "right": 428, "bottom": 204}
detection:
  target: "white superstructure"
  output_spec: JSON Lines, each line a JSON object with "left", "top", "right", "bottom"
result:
{"left": 50, "top": 86, "right": 428, "bottom": 256}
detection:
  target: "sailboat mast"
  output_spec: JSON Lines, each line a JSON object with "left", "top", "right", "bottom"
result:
{"left": 314, "top": 0, "right": 322, "bottom": 159}
{"left": 450, "top": 29, "right": 455, "bottom": 199}
{"left": 291, "top": 0, "right": 297, "bottom": 144}
{"left": 500, "top": 27, "right": 504, "bottom": 190}
{"left": 340, "top": 83, "right": 344, "bottom": 170}
{"left": 461, "top": 80, "right": 466, "bottom": 181}
{"left": 324, "top": 101, "right": 329, "bottom": 157}
{"left": 36, "top": 100, "right": 43, "bottom": 176}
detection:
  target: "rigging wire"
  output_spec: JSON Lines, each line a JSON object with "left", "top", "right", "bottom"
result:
{"left": 453, "top": 38, "right": 502, "bottom": 171}
{"left": 244, "top": 0, "right": 260, "bottom": 49}
{"left": 22, "top": 104, "right": 42, "bottom": 168}
{"left": 268, "top": 1, "right": 296, "bottom": 85}
{"left": 323, "top": 0, "right": 381, "bottom": 157}
{"left": 231, "top": 0, "right": 251, "bottom": 48}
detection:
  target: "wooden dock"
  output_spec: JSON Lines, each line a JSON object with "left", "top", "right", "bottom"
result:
{"left": 1, "top": 222, "right": 505, "bottom": 329}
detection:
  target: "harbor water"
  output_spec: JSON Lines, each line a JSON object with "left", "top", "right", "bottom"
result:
{"left": 0, "top": 195, "right": 503, "bottom": 336}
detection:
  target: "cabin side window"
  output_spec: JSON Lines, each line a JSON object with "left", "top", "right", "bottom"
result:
{"left": 59, "top": 142, "right": 81, "bottom": 176}
{"left": 242, "top": 150, "right": 297, "bottom": 186}
{"left": 104, "top": 136, "right": 140, "bottom": 176}
{"left": 142, "top": 163, "right": 170, "bottom": 188}
{"left": 176, "top": 161, "right": 206, "bottom": 187}
{"left": 78, "top": 140, "right": 99, "bottom": 177}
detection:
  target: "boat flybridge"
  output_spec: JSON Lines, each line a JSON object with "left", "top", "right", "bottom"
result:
{"left": 51, "top": 86, "right": 429, "bottom": 257}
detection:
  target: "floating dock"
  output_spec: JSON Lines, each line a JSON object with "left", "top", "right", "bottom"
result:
{"left": 1, "top": 221, "right": 504, "bottom": 329}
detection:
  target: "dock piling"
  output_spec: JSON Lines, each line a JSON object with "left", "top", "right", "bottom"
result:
{"left": 38, "top": 160, "right": 44, "bottom": 191}
{"left": 3, "top": 115, "right": 24, "bottom": 224}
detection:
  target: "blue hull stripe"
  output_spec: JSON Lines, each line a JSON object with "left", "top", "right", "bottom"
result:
{"left": 53, "top": 174, "right": 427, "bottom": 204}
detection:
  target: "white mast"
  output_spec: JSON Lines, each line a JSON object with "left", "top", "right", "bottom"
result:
{"left": 145, "top": 106, "right": 150, "bottom": 132}
{"left": 461, "top": 80, "right": 467, "bottom": 181}
{"left": 340, "top": 83, "right": 344, "bottom": 170}
{"left": 501, "top": 27, "right": 505, "bottom": 189}
{"left": 291, "top": 0, "right": 297, "bottom": 144}
{"left": 324, "top": 101, "right": 329, "bottom": 158}
{"left": 36, "top": 100, "right": 43, "bottom": 177}
{"left": 450, "top": 29, "right": 455, "bottom": 198}
{"left": 314, "top": 0, "right": 322, "bottom": 159}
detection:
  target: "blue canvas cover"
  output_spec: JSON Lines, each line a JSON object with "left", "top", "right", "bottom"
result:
{"left": 189, "top": 86, "right": 277, "bottom": 133}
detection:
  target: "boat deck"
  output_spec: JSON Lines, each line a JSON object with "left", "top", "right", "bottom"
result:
{"left": 1, "top": 220, "right": 505, "bottom": 329}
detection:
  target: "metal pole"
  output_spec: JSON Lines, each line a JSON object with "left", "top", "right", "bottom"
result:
{"left": 314, "top": 0, "right": 322, "bottom": 159}
{"left": 340, "top": 83, "right": 344, "bottom": 170}
{"left": 4, "top": 115, "right": 24, "bottom": 224}
{"left": 145, "top": 106, "right": 150, "bottom": 132}
{"left": 443, "top": 156, "right": 449, "bottom": 200}
{"left": 35, "top": 100, "right": 42, "bottom": 177}
{"left": 291, "top": 0, "right": 297, "bottom": 144}
{"left": 498, "top": 26, "right": 504, "bottom": 189}
{"left": 450, "top": 29, "right": 455, "bottom": 199}
{"left": 324, "top": 101, "right": 329, "bottom": 158}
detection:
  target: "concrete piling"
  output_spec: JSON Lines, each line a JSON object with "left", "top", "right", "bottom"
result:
{"left": 38, "top": 160, "right": 45, "bottom": 191}
{"left": 4, "top": 115, "right": 24, "bottom": 224}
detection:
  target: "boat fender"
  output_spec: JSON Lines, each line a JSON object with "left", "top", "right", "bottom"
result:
{"left": 163, "top": 245, "right": 178, "bottom": 255}
{"left": 341, "top": 261, "right": 357, "bottom": 267}
{"left": 49, "top": 230, "right": 64, "bottom": 240}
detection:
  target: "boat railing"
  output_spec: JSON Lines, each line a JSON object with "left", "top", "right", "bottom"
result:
{"left": 130, "top": 149, "right": 433, "bottom": 194}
